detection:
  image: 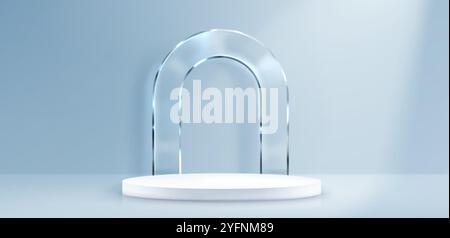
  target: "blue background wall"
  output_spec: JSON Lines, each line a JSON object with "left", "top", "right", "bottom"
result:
{"left": 0, "top": 0, "right": 448, "bottom": 174}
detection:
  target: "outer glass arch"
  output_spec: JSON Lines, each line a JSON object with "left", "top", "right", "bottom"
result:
{"left": 152, "top": 29, "right": 289, "bottom": 175}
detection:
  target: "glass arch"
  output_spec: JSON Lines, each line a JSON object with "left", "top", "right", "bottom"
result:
{"left": 152, "top": 29, "right": 289, "bottom": 175}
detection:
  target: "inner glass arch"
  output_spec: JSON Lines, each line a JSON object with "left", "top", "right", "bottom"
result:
{"left": 180, "top": 56, "right": 262, "bottom": 174}
{"left": 152, "top": 29, "right": 289, "bottom": 175}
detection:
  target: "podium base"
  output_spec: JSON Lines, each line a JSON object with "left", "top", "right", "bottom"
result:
{"left": 122, "top": 173, "right": 321, "bottom": 201}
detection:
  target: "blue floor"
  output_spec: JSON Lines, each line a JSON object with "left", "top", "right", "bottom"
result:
{"left": 0, "top": 174, "right": 447, "bottom": 217}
